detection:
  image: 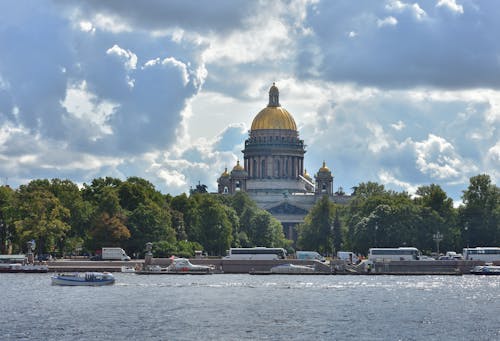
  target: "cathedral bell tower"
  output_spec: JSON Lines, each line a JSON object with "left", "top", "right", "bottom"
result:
{"left": 315, "top": 161, "right": 333, "bottom": 195}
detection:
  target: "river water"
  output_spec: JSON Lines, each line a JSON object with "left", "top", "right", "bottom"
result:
{"left": 0, "top": 273, "right": 498, "bottom": 341}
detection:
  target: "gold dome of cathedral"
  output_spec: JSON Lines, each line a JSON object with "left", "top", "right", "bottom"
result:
{"left": 250, "top": 83, "right": 297, "bottom": 131}
{"left": 232, "top": 160, "right": 244, "bottom": 171}
{"left": 318, "top": 161, "right": 330, "bottom": 173}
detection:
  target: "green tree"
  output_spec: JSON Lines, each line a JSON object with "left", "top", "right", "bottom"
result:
{"left": 459, "top": 174, "right": 500, "bottom": 246}
{"left": 298, "top": 195, "right": 333, "bottom": 254}
{"left": 126, "top": 202, "right": 175, "bottom": 254}
{"left": 198, "top": 196, "right": 232, "bottom": 255}
{"left": 332, "top": 210, "right": 342, "bottom": 255}
{"left": 0, "top": 186, "right": 15, "bottom": 253}
{"left": 49, "top": 179, "right": 93, "bottom": 254}
{"left": 14, "top": 182, "right": 71, "bottom": 253}
{"left": 415, "top": 184, "right": 458, "bottom": 252}
{"left": 171, "top": 193, "right": 201, "bottom": 242}
{"left": 88, "top": 186, "right": 130, "bottom": 250}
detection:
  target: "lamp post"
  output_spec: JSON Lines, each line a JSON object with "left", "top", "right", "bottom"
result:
{"left": 433, "top": 231, "right": 443, "bottom": 256}
{"left": 464, "top": 223, "right": 469, "bottom": 248}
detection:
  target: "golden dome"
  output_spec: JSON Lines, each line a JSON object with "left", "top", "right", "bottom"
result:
{"left": 250, "top": 83, "right": 297, "bottom": 131}
{"left": 232, "top": 160, "right": 244, "bottom": 171}
{"left": 318, "top": 161, "right": 330, "bottom": 172}
{"left": 251, "top": 106, "right": 297, "bottom": 130}
{"left": 220, "top": 167, "right": 229, "bottom": 177}
{"left": 303, "top": 169, "right": 312, "bottom": 181}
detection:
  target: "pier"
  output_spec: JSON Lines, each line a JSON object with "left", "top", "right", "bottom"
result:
{"left": 43, "top": 258, "right": 493, "bottom": 275}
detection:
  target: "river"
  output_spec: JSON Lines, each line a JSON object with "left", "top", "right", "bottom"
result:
{"left": 0, "top": 273, "right": 498, "bottom": 340}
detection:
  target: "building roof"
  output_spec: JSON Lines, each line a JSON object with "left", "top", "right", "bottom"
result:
{"left": 250, "top": 84, "right": 297, "bottom": 131}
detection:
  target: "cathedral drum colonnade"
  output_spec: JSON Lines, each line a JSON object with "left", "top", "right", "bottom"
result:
{"left": 217, "top": 83, "right": 350, "bottom": 240}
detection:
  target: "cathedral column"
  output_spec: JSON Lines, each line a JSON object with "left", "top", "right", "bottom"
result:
{"left": 281, "top": 156, "right": 285, "bottom": 178}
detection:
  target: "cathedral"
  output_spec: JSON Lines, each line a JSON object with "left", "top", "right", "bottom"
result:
{"left": 217, "top": 83, "right": 350, "bottom": 240}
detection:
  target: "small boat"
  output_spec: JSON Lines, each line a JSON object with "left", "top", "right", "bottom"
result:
{"left": 51, "top": 272, "right": 115, "bottom": 286}
{"left": 121, "top": 265, "right": 137, "bottom": 273}
{"left": 136, "top": 258, "right": 214, "bottom": 275}
{"left": 270, "top": 263, "right": 316, "bottom": 274}
{"left": 470, "top": 265, "right": 500, "bottom": 275}
{"left": 0, "top": 263, "right": 49, "bottom": 273}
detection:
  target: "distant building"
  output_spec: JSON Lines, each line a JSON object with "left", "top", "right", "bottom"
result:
{"left": 218, "top": 83, "right": 350, "bottom": 240}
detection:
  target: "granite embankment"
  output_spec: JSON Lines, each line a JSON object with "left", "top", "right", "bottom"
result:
{"left": 46, "top": 258, "right": 488, "bottom": 274}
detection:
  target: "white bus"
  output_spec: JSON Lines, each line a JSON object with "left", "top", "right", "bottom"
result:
{"left": 368, "top": 247, "right": 421, "bottom": 261}
{"left": 463, "top": 247, "right": 500, "bottom": 262}
{"left": 224, "top": 247, "right": 287, "bottom": 260}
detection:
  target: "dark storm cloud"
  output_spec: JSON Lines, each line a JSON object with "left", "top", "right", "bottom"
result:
{"left": 56, "top": 0, "right": 256, "bottom": 34}
{"left": 0, "top": 2, "right": 72, "bottom": 138}
{"left": 301, "top": 1, "right": 500, "bottom": 89}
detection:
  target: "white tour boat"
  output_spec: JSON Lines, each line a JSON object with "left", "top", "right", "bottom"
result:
{"left": 51, "top": 272, "right": 116, "bottom": 286}
{"left": 270, "top": 263, "right": 316, "bottom": 274}
{"left": 0, "top": 263, "right": 49, "bottom": 273}
{"left": 136, "top": 257, "right": 214, "bottom": 275}
{"left": 470, "top": 265, "right": 500, "bottom": 275}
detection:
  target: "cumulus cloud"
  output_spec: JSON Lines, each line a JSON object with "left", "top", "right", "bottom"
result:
{"left": 106, "top": 44, "right": 138, "bottom": 70}
{"left": 436, "top": 0, "right": 464, "bottom": 14}
{"left": 377, "top": 16, "right": 398, "bottom": 27}
{"left": 414, "top": 134, "right": 476, "bottom": 180}
{"left": 0, "top": 0, "right": 498, "bottom": 203}
{"left": 302, "top": 1, "right": 500, "bottom": 89}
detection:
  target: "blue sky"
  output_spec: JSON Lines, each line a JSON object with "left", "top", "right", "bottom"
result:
{"left": 0, "top": 0, "right": 498, "bottom": 205}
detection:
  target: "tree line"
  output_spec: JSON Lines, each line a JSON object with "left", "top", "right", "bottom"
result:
{"left": 297, "top": 174, "right": 500, "bottom": 256}
{"left": 0, "top": 174, "right": 498, "bottom": 258}
{"left": 0, "top": 177, "right": 290, "bottom": 257}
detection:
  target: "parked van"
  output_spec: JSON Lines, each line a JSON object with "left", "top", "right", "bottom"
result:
{"left": 101, "top": 247, "right": 131, "bottom": 261}
{"left": 296, "top": 251, "right": 325, "bottom": 262}
{"left": 337, "top": 251, "right": 359, "bottom": 264}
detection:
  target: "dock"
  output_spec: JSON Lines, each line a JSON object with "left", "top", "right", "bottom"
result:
{"left": 44, "top": 259, "right": 489, "bottom": 275}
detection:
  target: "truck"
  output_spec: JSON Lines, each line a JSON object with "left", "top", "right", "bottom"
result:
{"left": 296, "top": 251, "right": 325, "bottom": 262}
{"left": 337, "top": 251, "right": 359, "bottom": 264}
{"left": 101, "top": 247, "right": 131, "bottom": 261}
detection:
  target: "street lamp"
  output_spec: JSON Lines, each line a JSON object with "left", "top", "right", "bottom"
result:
{"left": 464, "top": 223, "right": 469, "bottom": 248}
{"left": 433, "top": 231, "right": 443, "bottom": 255}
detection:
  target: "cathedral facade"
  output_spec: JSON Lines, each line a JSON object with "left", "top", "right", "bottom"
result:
{"left": 218, "top": 84, "right": 350, "bottom": 240}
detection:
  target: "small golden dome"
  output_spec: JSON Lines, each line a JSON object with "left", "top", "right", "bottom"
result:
{"left": 232, "top": 160, "right": 244, "bottom": 171}
{"left": 319, "top": 161, "right": 330, "bottom": 172}
{"left": 220, "top": 167, "right": 229, "bottom": 177}
{"left": 303, "top": 169, "right": 312, "bottom": 181}
{"left": 250, "top": 83, "right": 297, "bottom": 131}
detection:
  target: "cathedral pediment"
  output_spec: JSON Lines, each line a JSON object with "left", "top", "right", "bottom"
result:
{"left": 267, "top": 202, "right": 309, "bottom": 215}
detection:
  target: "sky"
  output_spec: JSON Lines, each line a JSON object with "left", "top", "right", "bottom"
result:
{"left": 0, "top": 0, "right": 499, "bottom": 205}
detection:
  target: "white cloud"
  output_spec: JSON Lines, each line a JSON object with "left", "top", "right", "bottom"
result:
{"left": 377, "top": 16, "right": 398, "bottom": 27}
{"left": 79, "top": 21, "right": 95, "bottom": 33}
{"left": 106, "top": 44, "right": 137, "bottom": 70}
{"left": 391, "top": 120, "right": 405, "bottom": 131}
{"left": 414, "top": 134, "right": 476, "bottom": 180}
{"left": 436, "top": 0, "right": 464, "bottom": 14}
{"left": 378, "top": 169, "right": 420, "bottom": 195}
{"left": 60, "top": 81, "right": 117, "bottom": 139}
{"left": 202, "top": 18, "right": 292, "bottom": 64}
{"left": 385, "top": 1, "right": 427, "bottom": 20}
{"left": 367, "top": 123, "right": 391, "bottom": 152}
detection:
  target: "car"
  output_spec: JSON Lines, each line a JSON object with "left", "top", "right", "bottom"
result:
{"left": 37, "top": 254, "right": 51, "bottom": 261}
{"left": 90, "top": 255, "right": 102, "bottom": 261}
